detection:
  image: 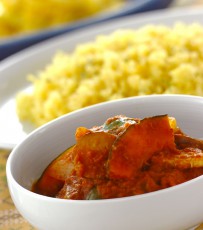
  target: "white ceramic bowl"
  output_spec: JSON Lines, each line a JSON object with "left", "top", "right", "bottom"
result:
{"left": 6, "top": 95, "right": 203, "bottom": 230}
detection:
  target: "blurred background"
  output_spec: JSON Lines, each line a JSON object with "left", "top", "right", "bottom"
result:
{"left": 0, "top": 0, "right": 202, "bottom": 61}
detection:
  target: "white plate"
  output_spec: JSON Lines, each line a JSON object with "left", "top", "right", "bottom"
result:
{"left": 1, "top": 6, "right": 203, "bottom": 149}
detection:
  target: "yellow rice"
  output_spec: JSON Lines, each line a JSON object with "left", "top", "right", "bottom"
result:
{"left": 16, "top": 23, "right": 203, "bottom": 127}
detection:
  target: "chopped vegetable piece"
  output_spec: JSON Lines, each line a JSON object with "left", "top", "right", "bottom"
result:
{"left": 33, "top": 146, "right": 75, "bottom": 197}
{"left": 74, "top": 131, "right": 116, "bottom": 179}
{"left": 108, "top": 115, "right": 177, "bottom": 179}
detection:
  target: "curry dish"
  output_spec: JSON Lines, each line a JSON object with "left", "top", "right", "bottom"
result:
{"left": 33, "top": 115, "right": 203, "bottom": 200}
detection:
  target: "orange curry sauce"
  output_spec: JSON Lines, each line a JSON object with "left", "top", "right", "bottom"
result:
{"left": 33, "top": 115, "right": 203, "bottom": 200}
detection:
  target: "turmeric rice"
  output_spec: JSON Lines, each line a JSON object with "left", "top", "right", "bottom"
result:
{"left": 16, "top": 23, "right": 203, "bottom": 127}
